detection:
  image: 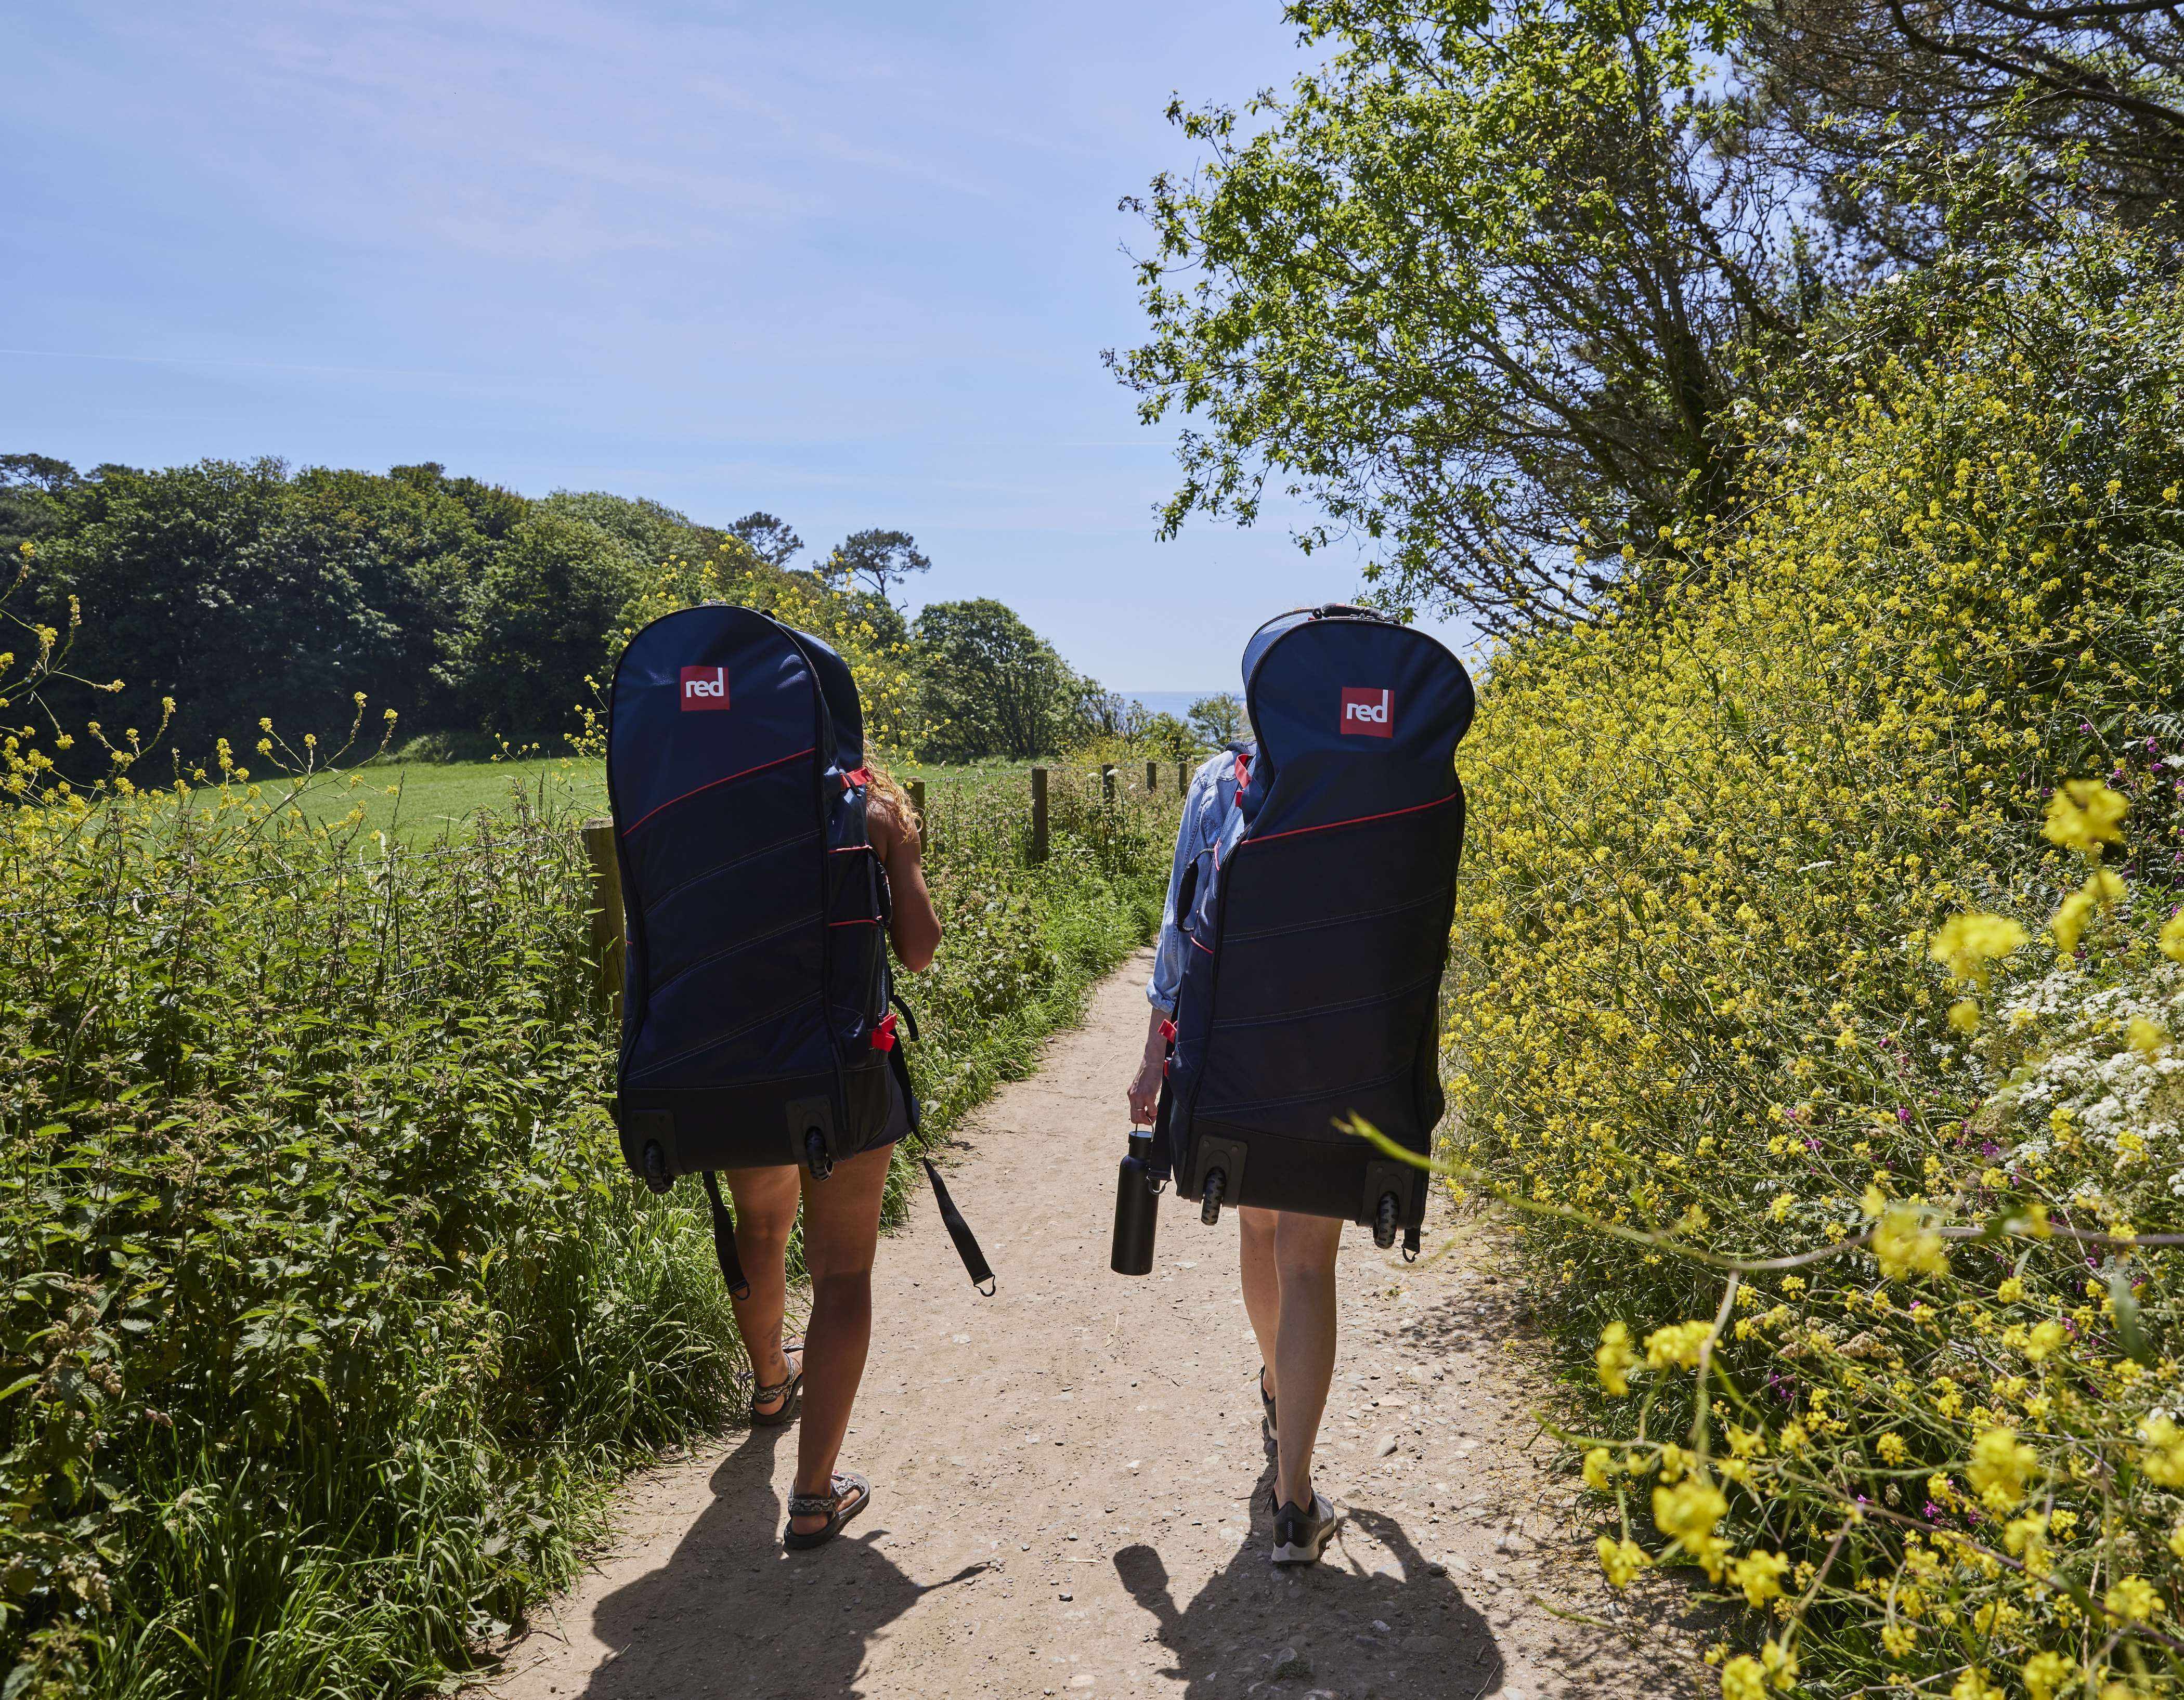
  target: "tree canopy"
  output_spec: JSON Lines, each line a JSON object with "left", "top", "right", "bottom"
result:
{"left": 912, "top": 598, "right": 1083, "bottom": 762}
{"left": 1113, "top": 0, "right": 1805, "bottom": 634}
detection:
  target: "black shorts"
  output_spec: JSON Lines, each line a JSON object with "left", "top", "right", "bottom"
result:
{"left": 852, "top": 1062, "right": 914, "bottom": 1157}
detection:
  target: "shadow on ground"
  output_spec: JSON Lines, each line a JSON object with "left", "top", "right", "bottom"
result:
{"left": 573, "top": 1423, "right": 986, "bottom": 1700}
{"left": 1114, "top": 1444, "right": 1506, "bottom": 1700}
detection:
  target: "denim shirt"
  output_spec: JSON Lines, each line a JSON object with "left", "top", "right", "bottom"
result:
{"left": 1146, "top": 746, "right": 1253, "bottom": 1015}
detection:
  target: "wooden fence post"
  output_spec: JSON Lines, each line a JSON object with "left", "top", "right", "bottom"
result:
{"left": 1178, "top": 760, "right": 1189, "bottom": 796}
{"left": 1101, "top": 763, "right": 1116, "bottom": 806}
{"left": 1145, "top": 760, "right": 1157, "bottom": 793}
{"left": 580, "top": 816, "right": 625, "bottom": 1022}
{"left": 1030, "top": 766, "right": 1049, "bottom": 864}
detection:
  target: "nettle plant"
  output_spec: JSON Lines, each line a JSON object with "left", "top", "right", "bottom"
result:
{"left": 0, "top": 544, "right": 744, "bottom": 1698}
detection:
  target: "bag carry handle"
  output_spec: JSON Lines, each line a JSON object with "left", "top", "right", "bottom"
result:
{"left": 922, "top": 1159, "right": 996, "bottom": 1296}
{"left": 699, "top": 1170, "right": 752, "bottom": 1300}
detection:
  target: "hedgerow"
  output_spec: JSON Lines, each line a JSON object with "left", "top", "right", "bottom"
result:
{"left": 1444, "top": 227, "right": 2184, "bottom": 1696}
{"left": 0, "top": 564, "right": 1173, "bottom": 1697}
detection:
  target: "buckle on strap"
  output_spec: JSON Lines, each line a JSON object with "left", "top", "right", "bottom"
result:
{"left": 872, "top": 1011, "right": 899, "bottom": 1052}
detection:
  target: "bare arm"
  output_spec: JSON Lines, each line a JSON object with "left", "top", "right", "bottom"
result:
{"left": 1127, "top": 1004, "right": 1166, "bottom": 1126}
{"left": 867, "top": 793, "right": 941, "bottom": 972}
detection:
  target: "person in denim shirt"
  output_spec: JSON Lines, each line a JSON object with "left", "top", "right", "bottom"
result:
{"left": 1125, "top": 739, "right": 1346, "bottom": 1565}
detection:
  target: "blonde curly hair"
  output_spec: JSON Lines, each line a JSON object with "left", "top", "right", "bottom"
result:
{"left": 864, "top": 761, "right": 921, "bottom": 846}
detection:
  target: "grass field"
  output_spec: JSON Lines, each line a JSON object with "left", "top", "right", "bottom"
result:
{"left": 262, "top": 753, "right": 1191, "bottom": 843}
{"left": 308, "top": 756, "right": 608, "bottom": 840}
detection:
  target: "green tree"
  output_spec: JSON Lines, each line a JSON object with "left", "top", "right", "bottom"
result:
{"left": 1113, "top": 0, "right": 1808, "bottom": 633}
{"left": 541, "top": 490, "right": 714, "bottom": 569}
{"left": 447, "top": 511, "right": 646, "bottom": 743}
{"left": 1187, "top": 692, "right": 1246, "bottom": 748}
{"left": 727, "top": 511, "right": 804, "bottom": 569}
{"left": 29, "top": 459, "right": 408, "bottom": 760}
{"left": 822, "top": 528, "right": 931, "bottom": 601}
{"left": 912, "top": 598, "right": 1075, "bottom": 761}
{"left": 1, "top": 454, "right": 80, "bottom": 563}
{"left": 1744, "top": 0, "right": 2184, "bottom": 254}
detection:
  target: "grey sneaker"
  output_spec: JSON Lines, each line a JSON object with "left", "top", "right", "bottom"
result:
{"left": 1270, "top": 1489, "right": 1338, "bottom": 1565}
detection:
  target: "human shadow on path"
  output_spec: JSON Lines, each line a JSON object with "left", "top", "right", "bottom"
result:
{"left": 1115, "top": 1492, "right": 1506, "bottom": 1700}
{"left": 577, "top": 1423, "right": 986, "bottom": 1700}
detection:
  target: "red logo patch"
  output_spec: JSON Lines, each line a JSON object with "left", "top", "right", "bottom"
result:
{"left": 679, "top": 665, "right": 729, "bottom": 710}
{"left": 1339, "top": 686, "right": 1393, "bottom": 738}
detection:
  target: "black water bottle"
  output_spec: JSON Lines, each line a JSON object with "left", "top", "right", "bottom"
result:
{"left": 1110, "top": 1131, "right": 1160, "bottom": 1276}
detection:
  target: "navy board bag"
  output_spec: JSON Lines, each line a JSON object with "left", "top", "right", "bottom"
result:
{"left": 606, "top": 603, "right": 992, "bottom": 1296}
{"left": 1153, "top": 605, "right": 1475, "bottom": 1256}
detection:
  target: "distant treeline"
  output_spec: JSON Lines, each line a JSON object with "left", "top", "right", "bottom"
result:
{"left": 0, "top": 454, "right": 1220, "bottom": 766}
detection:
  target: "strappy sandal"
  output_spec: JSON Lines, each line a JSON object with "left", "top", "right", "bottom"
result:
{"left": 784, "top": 1472, "right": 872, "bottom": 1550}
{"left": 751, "top": 1338, "right": 805, "bottom": 1428}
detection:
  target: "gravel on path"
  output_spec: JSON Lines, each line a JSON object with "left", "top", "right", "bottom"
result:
{"left": 486, "top": 949, "right": 1704, "bottom": 1700}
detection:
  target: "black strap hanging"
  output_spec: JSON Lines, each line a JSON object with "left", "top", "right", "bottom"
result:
{"left": 922, "top": 1159, "right": 996, "bottom": 1296}
{"left": 699, "top": 1171, "right": 751, "bottom": 1300}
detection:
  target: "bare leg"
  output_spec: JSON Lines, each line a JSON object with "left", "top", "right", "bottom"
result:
{"left": 1237, "top": 1206, "right": 1281, "bottom": 1408}
{"left": 721, "top": 1165, "right": 803, "bottom": 1414}
{"left": 789, "top": 1141, "right": 890, "bottom": 1534}
{"left": 1271, "top": 1211, "right": 1344, "bottom": 1508}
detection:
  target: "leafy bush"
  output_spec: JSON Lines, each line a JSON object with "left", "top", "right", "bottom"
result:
{"left": 1444, "top": 230, "right": 2184, "bottom": 1694}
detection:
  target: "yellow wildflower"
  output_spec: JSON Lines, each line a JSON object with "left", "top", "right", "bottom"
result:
{"left": 1879, "top": 1621, "right": 1915, "bottom": 1658}
{"left": 1951, "top": 1671, "right": 2001, "bottom": 1700}
{"left": 1596, "top": 1322, "right": 1636, "bottom": 1395}
{"left": 1873, "top": 1206, "right": 1948, "bottom": 1280}
{"left": 2051, "top": 888, "right": 2095, "bottom": 956}
{"left": 2020, "top": 1652, "right": 2070, "bottom": 1700}
{"left": 1720, "top": 1656, "right": 1764, "bottom": 1700}
{"left": 2139, "top": 1415, "right": 2184, "bottom": 1487}
{"left": 2022, "top": 1319, "right": 2066, "bottom": 1363}
{"left": 1929, "top": 912, "right": 2029, "bottom": 986}
{"left": 1644, "top": 1319, "right": 1714, "bottom": 1370}
{"left": 1759, "top": 1639, "right": 1797, "bottom": 1691}
{"left": 2162, "top": 911, "right": 2184, "bottom": 963}
{"left": 1582, "top": 1447, "right": 1613, "bottom": 1491}
{"left": 1877, "top": 1432, "right": 1907, "bottom": 1464}
{"left": 1966, "top": 1427, "right": 2037, "bottom": 1510}
{"left": 1595, "top": 1534, "right": 1646, "bottom": 1587}
{"left": 2104, "top": 1574, "right": 2161, "bottom": 1622}
{"left": 1652, "top": 1477, "right": 1728, "bottom": 1546}
{"left": 1948, "top": 997, "right": 1981, "bottom": 1034}
{"left": 1730, "top": 1548, "right": 1790, "bottom": 1606}
{"left": 2041, "top": 779, "right": 2127, "bottom": 852}
{"left": 2128, "top": 1016, "right": 2169, "bottom": 1055}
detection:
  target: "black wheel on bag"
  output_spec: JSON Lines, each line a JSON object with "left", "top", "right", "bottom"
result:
{"left": 1373, "top": 1192, "right": 1399, "bottom": 1250}
{"left": 1200, "top": 1167, "right": 1227, "bottom": 1226}
{"left": 641, "top": 1141, "right": 674, "bottom": 1196}
{"left": 805, "top": 1128, "right": 834, "bottom": 1181}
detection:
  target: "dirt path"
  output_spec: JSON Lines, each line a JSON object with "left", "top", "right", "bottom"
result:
{"left": 489, "top": 951, "right": 1703, "bottom": 1700}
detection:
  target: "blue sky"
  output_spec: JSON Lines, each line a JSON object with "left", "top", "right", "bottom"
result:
{"left": 4, "top": 2, "right": 1469, "bottom": 693}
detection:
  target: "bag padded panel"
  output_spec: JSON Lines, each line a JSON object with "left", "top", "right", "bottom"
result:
{"left": 1168, "top": 611, "right": 1472, "bottom": 1225}
{"left": 607, "top": 605, "right": 890, "bottom": 1177}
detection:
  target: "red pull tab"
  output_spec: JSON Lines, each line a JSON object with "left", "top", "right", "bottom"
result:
{"left": 1160, "top": 1018, "right": 1176, "bottom": 1043}
{"left": 842, "top": 766, "right": 873, "bottom": 791}
{"left": 872, "top": 1011, "right": 899, "bottom": 1052}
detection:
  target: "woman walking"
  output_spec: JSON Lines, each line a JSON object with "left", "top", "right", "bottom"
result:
{"left": 1127, "top": 747, "right": 1344, "bottom": 1566}
{"left": 722, "top": 767, "right": 941, "bottom": 1549}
